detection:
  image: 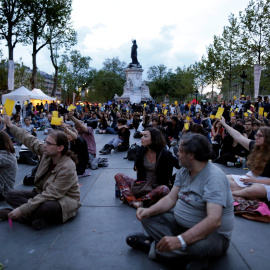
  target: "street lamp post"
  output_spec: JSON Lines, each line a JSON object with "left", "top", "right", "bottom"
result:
{"left": 240, "top": 71, "right": 247, "bottom": 96}
{"left": 195, "top": 89, "right": 199, "bottom": 105}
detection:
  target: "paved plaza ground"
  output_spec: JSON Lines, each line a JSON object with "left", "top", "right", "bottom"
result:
{"left": 0, "top": 129, "right": 270, "bottom": 270}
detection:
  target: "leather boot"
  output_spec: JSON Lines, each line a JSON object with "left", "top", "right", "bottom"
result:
{"left": 102, "top": 145, "right": 113, "bottom": 155}
{"left": 99, "top": 144, "right": 110, "bottom": 153}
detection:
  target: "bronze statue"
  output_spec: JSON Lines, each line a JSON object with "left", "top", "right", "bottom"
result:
{"left": 128, "top": 40, "right": 141, "bottom": 68}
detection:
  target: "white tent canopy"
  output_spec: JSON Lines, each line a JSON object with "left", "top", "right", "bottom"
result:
{"left": 31, "top": 88, "right": 56, "bottom": 101}
{"left": 1, "top": 86, "right": 41, "bottom": 105}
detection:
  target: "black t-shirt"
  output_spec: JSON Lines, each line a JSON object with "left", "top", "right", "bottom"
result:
{"left": 249, "top": 140, "right": 270, "bottom": 177}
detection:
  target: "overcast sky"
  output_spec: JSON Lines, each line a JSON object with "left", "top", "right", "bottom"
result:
{"left": 0, "top": 0, "right": 250, "bottom": 81}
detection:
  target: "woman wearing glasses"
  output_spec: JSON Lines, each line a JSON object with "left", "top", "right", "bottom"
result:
{"left": 220, "top": 116, "right": 270, "bottom": 201}
{"left": 0, "top": 111, "right": 81, "bottom": 230}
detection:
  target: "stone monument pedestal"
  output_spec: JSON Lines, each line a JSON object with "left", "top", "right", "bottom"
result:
{"left": 115, "top": 67, "right": 152, "bottom": 103}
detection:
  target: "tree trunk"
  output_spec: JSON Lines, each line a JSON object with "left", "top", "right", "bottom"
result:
{"left": 51, "top": 66, "right": 58, "bottom": 97}
{"left": 30, "top": 44, "right": 37, "bottom": 90}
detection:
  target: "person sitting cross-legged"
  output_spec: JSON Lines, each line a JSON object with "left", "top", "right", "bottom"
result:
{"left": 0, "top": 111, "right": 81, "bottom": 230}
{"left": 115, "top": 128, "right": 180, "bottom": 209}
{"left": 126, "top": 133, "right": 234, "bottom": 268}
{"left": 99, "top": 118, "right": 130, "bottom": 155}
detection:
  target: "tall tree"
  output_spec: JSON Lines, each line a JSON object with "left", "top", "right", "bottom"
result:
{"left": 91, "top": 57, "right": 126, "bottom": 101}
{"left": 0, "top": 0, "right": 25, "bottom": 90}
{"left": 22, "top": 0, "right": 74, "bottom": 89}
{"left": 147, "top": 65, "right": 174, "bottom": 99}
{"left": 59, "top": 50, "right": 93, "bottom": 102}
{"left": 239, "top": 0, "right": 270, "bottom": 66}
{"left": 47, "top": 1, "right": 77, "bottom": 97}
{"left": 219, "top": 14, "right": 242, "bottom": 99}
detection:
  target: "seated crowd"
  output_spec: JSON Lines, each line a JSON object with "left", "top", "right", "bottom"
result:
{"left": 0, "top": 95, "right": 270, "bottom": 268}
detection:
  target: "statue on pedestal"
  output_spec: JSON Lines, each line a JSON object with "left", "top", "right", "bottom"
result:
{"left": 128, "top": 40, "right": 142, "bottom": 68}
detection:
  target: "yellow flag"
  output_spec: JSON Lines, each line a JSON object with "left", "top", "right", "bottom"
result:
{"left": 247, "top": 110, "right": 253, "bottom": 114}
{"left": 244, "top": 112, "right": 249, "bottom": 117}
{"left": 175, "top": 101, "right": 178, "bottom": 105}
{"left": 210, "top": 115, "right": 215, "bottom": 119}
{"left": 233, "top": 96, "right": 237, "bottom": 100}
{"left": 4, "top": 99, "right": 15, "bottom": 116}
{"left": 164, "top": 109, "right": 168, "bottom": 115}
{"left": 264, "top": 112, "right": 268, "bottom": 117}
{"left": 231, "top": 113, "right": 235, "bottom": 117}
{"left": 186, "top": 116, "right": 190, "bottom": 121}
{"left": 184, "top": 123, "right": 189, "bottom": 130}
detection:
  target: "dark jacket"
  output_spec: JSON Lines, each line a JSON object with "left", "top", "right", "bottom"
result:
{"left": 118, "top": 127, "right": 130, "bottom": 151}
{"left": 134, "top": 146, "right": 180, "bottom": 187}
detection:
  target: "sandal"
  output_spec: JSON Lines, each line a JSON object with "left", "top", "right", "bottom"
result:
{"left": 126, "top": 233, "right": 152, "bottom": 253}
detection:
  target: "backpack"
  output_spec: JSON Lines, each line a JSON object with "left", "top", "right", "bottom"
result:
{"left": 125, "top": 143, "right": 140, "bottom": 161}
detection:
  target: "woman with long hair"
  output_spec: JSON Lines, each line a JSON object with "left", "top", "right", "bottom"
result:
{"left": 0, "top": 131, "right": 17, "bottom": 201}
{"left": 220, "top": 116, "right": 270, "bottom": 201}
{"left": 115, "top": 128, "right": 180, "bottom": 208}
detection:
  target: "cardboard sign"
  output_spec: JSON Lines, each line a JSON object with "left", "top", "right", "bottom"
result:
{"left": 184, "top": 123, "right": 189, "bottom": 130}
{"left": 52, "top": 111, "right": 58, "bottom": 117}
{"left": 4, "top": 99, "right": 15, "bottom": 116}
{"left": 259, "top": 107, "right": 264, "bottom": 116}
{"left": 215, "top": 107, "right": 224, "bottom": 119}
{"left": 67, "top": 105, "right": 76, "bottom": 111}
{"left": 51, "top": 116, "right": 63, "bottom": 126}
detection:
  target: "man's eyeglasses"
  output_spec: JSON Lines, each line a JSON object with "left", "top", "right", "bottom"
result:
{"left": 255, "top": 134, "right": 264, "bottom": 138}
{"left": 44, "top": 140, "right": 58, "bottom": 146}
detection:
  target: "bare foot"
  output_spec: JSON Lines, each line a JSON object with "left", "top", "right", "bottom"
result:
{"left": 133, "top": 201, "right": 142, "bottom": 209}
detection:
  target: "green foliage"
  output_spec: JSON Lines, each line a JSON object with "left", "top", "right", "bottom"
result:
{"left": 59, "top": 50, "right": 93, "bottom": 102}
{"left": 21, "top": 0, "right": 74, "bottom": 89}
{"left": 14, "top": 58, "right": 31, "bottom": 89}
{"left": 91, "top": 57, "right": 126, "bottom": 102}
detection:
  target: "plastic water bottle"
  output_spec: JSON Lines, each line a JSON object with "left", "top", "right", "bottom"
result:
{"left": 235, "top": 157, "right": 241, "bottom": 168}
{"left": 242, "top": 157, "right": 246, "bottom": 169}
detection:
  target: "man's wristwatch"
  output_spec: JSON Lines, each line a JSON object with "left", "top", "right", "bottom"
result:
{"left": 177, "top": 235, "right": 187, "bottom": 251}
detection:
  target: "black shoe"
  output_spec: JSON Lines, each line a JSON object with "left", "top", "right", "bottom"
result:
{"left": 25, "top": 156, "right": 38, "bottom": 166}
{"left": 99, "top": 144, "right": 110, "bottom": 153}
{"left": 126, "top": 233, "right": 152, "bottom": 253}
{"left": 101, "top": 145, "right": 113, "bottom": 155}
{"left": 0, "top": 208, "right": 12, "bottom": 220}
